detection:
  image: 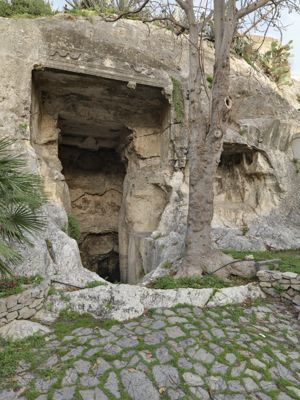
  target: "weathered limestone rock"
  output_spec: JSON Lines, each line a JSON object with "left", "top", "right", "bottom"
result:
{"left": 14, "top": 204, "right": 105, "bottom": 287}
{"left": 0, "top": 320, "right": 50, "bottom": 340}
{"left": 47, "top": 282, "right": 264, "bottom": 322}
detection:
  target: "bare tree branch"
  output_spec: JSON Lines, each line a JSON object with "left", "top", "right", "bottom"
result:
{"left": 104, "top": 0, "right": 151, "bottom": 21}
{"left": 237, "top": 0, "right": 284, "bottom": 19}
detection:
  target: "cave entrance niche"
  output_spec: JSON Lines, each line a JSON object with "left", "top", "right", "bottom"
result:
{"left": 214, "top": 142, "right": 279, "bottom": 229}
{"left": 32, "top": 68, "right": 169, "bottom": 283}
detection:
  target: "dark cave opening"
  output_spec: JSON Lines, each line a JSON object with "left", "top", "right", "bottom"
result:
{"left": 59, "top": 145, "right": 126, "bottom": 283}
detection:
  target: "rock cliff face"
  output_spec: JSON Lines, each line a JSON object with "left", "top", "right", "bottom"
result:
{"left": 0, "top": 15, "right": 300, "bottom": 284}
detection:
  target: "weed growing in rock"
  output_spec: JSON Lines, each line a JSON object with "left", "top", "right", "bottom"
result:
{"left": 206, "top": 74, "right": 213, "bottom": 88}
{"left": 85, "top": 280, "right": 107, "bottom": 288}
{"left": 273, "top": 282, "right": 285, "bottom": 295}
{"left": 66, "top": 213, "right": 81, "bottom": 242}
{"left": 171, "top": 77, "right": 184, "bottom": 123}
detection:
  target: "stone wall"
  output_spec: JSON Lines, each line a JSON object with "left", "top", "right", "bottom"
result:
{"left": 0, "top": 279, "right": 49, "bottom": 327}
{"left": 257, "top": 270, "right": 300, "bottom": 318}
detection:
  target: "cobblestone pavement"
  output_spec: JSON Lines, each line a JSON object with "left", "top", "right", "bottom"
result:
{"left": 1, "top": 300, "right": 300, "bottom": 400}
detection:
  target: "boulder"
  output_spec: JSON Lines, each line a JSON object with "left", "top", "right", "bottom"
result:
{"left": 0, "top": 320, "right": 50, "bottom": 341}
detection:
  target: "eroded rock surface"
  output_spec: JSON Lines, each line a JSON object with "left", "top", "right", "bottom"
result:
{"left": 0, "top": 320, "right": 50, "bottom": 341}
{"left": 46, "top": 283, "right": 264, "bottom": 321}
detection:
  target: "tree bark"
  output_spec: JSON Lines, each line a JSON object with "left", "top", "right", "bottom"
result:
{"left": 179, "top": 0, "right": 237, "bottom": 276}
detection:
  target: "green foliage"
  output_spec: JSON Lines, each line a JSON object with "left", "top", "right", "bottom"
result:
{"left": 0, "top": 0, "right": 53, "bottom": 17}
{"left": 273, "top": 282, "right": 284, "bottom": 295}
{"left": 102, "top": 319, "right": 119, "bottom": 329}
{"left": 0, "top": 275, "right": 43, "bottom": 298}
{"left": 233, "top": 36, "right": 293, "bottom": 87}
{"left": 0, "top": 139, "right": 45, "bottom": 275}
{"left": 171, "top": 77, "right": 184, "bottom": 123}
{"left": 233, "top": 35, "right": 258, "bottom": 68}
{"left": 260, "top": 40, "right": 293, "bottom": 86}
{"left": 18, "top": 122, "right": 27, "bottom": 133}
{"left": 66, "top": 213, "right": 81, "bottom": 241}
{"left": 224, "top": 249, "right": 300, "bottom": 274}
{"left": 47, "top": 286, "right": 59, "bottom": 296}
{"left": 150, "top": 274, "right": 230, "bottom": 290}
{"left": 206, "top": 74, "right": 213, "bottom": 89}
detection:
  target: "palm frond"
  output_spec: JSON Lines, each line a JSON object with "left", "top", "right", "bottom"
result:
{"left": 0, "top": 202, "right": 45, "bottom": 243}
{"left": 0, "top": 240, "right": 21, "bottom": 275}
{"left": 0, "top": 138, "right": 46, "bottom": 275}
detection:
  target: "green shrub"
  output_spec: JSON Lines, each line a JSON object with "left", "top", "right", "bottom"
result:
{"left": 259, "top": 40, "right": 293, "bottom": 86}
{"left": 0, "top": 0, "right": 53, "bottom": 17}
{"left": 233, "top": 36, "right": 293, "bottom": 87}
{"left": 233, "top": 35, "right": 258, "bottom": 68}
{"left": 67, "top": 213, "right": 81, "bottom": 241}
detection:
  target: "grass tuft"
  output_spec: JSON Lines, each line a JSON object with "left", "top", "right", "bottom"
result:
{"left": 149, "top": 274, "right": 231, "bottom": 290}
{"left": 0, "top": 334, "right": 45, "bottom": 384}
{"left": 0, "top": 275, "right": 43, "bottom": 298}
{"left": 85, "top": 280, "right": 107, "bottom": 288}
{"left": 224, "top": 249, "right": 300, "bottom": 274}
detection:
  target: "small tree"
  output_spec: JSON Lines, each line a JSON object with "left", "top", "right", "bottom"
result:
{"left": 0, "top": 139, "right": 45, "bottom": 275}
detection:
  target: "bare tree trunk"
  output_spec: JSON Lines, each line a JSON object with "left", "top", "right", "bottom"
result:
{"left": 179, "top": 0, "right": 237, "bottom": 276}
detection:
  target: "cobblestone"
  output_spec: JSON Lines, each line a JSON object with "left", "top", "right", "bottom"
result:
{"left": 1, "top": 300, "right": 299, "bottom": 399}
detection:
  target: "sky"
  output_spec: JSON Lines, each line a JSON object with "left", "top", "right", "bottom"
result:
{"left": 52, "top": 0, "right": 300, "bottom": 77}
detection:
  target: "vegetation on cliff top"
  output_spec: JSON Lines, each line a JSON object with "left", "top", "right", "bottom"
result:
{"left": 0, "top": 0, "right": 53, "bottom": 17}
